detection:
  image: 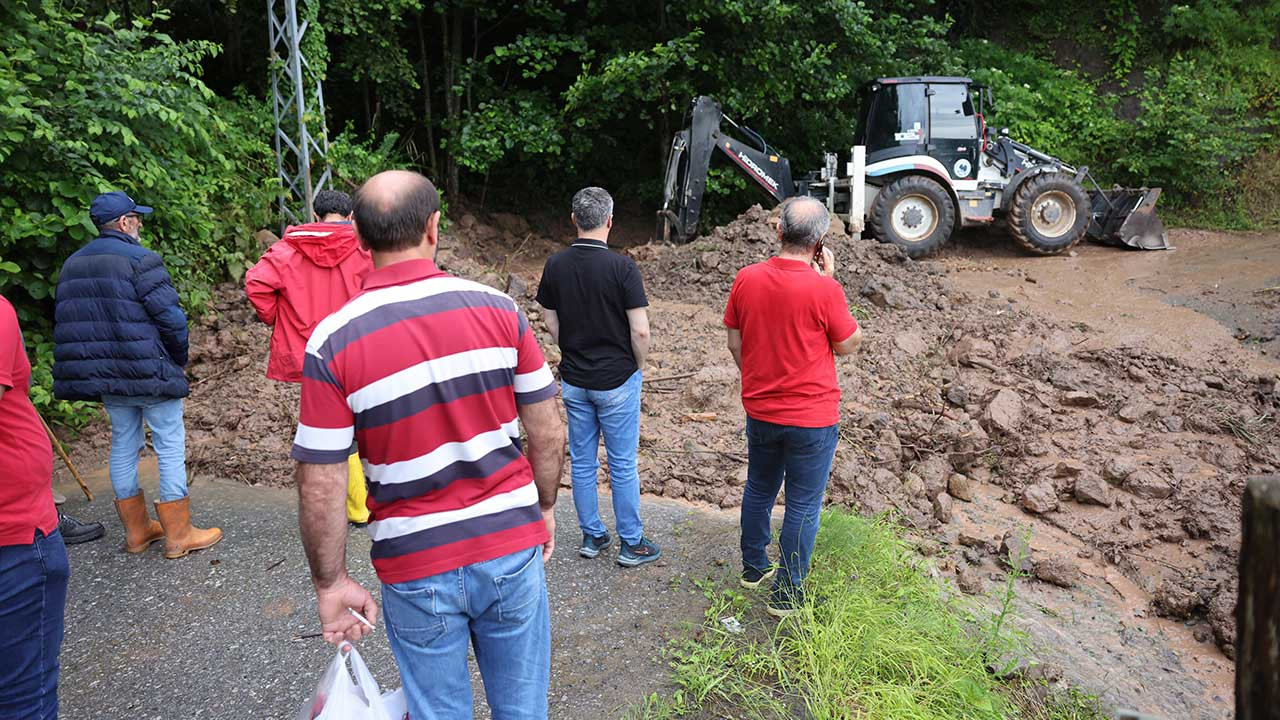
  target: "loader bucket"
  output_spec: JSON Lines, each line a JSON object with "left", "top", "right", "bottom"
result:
{"left": 1086, "top": 187, "right": 1170, "bottom": 250}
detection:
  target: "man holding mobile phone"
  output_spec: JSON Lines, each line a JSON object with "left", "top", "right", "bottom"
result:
{"left": 723, "top": 196, "right": 863, "bottom": 617}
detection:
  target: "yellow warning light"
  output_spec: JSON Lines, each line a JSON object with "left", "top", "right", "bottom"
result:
{"left": 770, "top": 155, "right": 778, "bottom": 162}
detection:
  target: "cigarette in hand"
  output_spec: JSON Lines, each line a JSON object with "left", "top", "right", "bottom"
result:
{"left": 348, "top": 608, "right": 375, "bottom": 629}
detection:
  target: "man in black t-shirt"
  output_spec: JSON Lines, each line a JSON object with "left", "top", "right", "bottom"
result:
{"left": 535, "top": 187, "right": 661, "bottom": 567}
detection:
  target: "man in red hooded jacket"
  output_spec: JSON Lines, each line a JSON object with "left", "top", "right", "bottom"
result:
{"left": 246, "top": 190, "right": 374, "bottom": 524}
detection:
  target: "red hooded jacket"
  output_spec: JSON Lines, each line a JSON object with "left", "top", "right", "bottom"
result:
{"left": 245, "top": 222, "right": 374, "bottom": 383}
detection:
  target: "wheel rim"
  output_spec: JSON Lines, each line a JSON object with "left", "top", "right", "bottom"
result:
{"left": 1030, "top": 190, "right": 1077, "bottom": 238}
{"left": 890, "top": 193, "right": 939, "bottom": 243}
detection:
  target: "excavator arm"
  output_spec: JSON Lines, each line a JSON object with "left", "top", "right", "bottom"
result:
{"left": 656, "top": 96, "right": 798, "bottom": 243}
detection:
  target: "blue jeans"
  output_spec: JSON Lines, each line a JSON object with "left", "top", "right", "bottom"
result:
{"left": 382, "top": 547, "right": 550, "bottom": 720}
{"left": 0, "top": 529, "right": 68, "bottom": 720}
{"left": 740, "top": 417, "right": 839, "bottom": 589}
{"left": 103, "top": 397, "right": 188, "bottom": 501}
{"left": 561, "top": 370, "right": 644, "bottom": 544}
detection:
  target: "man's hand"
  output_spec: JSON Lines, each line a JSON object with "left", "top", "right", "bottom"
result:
{"left": 816, "top": 246, "right": 836, "bottom": 278}
{"left": 540, "top": 505, "right": 556, "bottom": 561}
{"left": 315, "top": 575, "right": 379, "bottom": 645}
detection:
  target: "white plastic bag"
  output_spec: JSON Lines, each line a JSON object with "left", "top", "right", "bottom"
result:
{"left": 295, "top": 645, "right": 407, "bottom": 720}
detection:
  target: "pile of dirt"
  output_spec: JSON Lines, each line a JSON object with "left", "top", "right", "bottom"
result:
{"left": 81, "top": 204, "right": 1273, "bottom": 658}
{"left": 611, "top": 205, "right": 1278, "bottom": 656}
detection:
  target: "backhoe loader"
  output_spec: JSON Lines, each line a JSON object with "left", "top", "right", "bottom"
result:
{"left": 657, "top": 77, "right": 1167, "bottom": 257}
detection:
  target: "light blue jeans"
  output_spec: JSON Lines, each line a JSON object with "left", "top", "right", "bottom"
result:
{"left": 103, "top": 396, "right": 188, "bottom": 502}
{"left": 561, "top": 370, "right": 644, "bottom": 545}
{"left": 382, "top": 547, "right": 550, "bottom": 720}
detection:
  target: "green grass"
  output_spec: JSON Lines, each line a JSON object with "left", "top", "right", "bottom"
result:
{"left": 623, "top": 511, "right": 1107, "bottom": 720}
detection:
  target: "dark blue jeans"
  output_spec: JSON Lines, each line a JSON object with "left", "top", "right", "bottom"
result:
{"left": 740, "top": 418, "right": 839, "bottom": 590}
{"left": 0, "top": 529, "right": 68, "bottom": 720}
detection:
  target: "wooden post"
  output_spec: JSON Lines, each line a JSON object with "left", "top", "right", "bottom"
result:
{"left": 1237, "top": 475, "right": 1280, "bottom": 719}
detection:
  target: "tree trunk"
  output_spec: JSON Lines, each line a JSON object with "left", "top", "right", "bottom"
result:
{"left": 415, "top": 11, "right": 439, "bottom": 176}
{"left": 442, "top": 4, "right": 462, "bottom": 199}
{"left": 1237, "top": 475, "right": 1280, "bottom": 719}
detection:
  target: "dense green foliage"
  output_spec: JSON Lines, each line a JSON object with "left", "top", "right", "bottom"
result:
{"left": 0, "top": 1, "right": 279, "bottom": 420}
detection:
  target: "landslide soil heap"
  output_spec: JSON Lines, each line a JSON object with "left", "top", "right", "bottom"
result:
{"left": 175, "top": 205, "right": 1276, "bottom": 657}
{"left": 626, "top": 205, "right": 1278, "bottom": 656}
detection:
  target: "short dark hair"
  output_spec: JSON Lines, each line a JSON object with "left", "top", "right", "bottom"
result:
{"left": 352, "top": 173, "right": 441, "bottom": 252}
{"left": 313, "top": 189, "right": 352, "bottom": 218}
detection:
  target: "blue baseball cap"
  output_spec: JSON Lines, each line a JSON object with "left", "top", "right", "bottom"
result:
{"left": 89, "top": 191, "right": 153, "bottom": 226}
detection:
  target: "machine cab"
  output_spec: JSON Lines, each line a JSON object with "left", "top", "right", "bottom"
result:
{"left": 855, "top": 77, "right": 981, "bottom": 182}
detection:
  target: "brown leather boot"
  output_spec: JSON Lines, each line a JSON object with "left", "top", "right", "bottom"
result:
{"left": 114, "top": 491, "right": 164, "bottom": 553}
{"left": 153, "top": 497, "right": 223, "bottom": 559}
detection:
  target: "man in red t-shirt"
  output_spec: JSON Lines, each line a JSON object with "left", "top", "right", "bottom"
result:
{"left": 723, "top": 197, "right": 863, "bottom": 617}
{"left": 0, "top": 293, "right": 70, "bottom": 717}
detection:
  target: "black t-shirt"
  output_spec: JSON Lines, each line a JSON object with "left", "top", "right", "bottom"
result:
{"left": 536, "top": 239, "right": 648, "bottom": 390}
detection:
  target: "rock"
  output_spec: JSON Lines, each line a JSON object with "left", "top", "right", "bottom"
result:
{"left": 958, "top": 531, "right": 986, "bottom": 547}
{"left": 505, "top": 273, "right": 529, "bottom": 298}
{"left": 947, "top": 337, "right": 998, "bottom": 368}
{"left": 662, "top": 478, "right": 685, "bottom": 498}
{"left": 933, "top": 493, "right": 954, "bottom": 523}
{"left": 915, "top": 456, "right": 951, "bottom": 500}
{"left": 860, "top": 279, "right": 918, "bottom": 310}
{"left": 948, "top": 473, "right": 975, "bottom": 502}
{"left": 1124, "top": 470, "right": 1174, "bottom": 499}
{"left": 253, "top": 229, "right": 280, "bottom": 251}
{"left": 1161, "top": 416, "right": 1184, "bottom": 432}
{"left": 491, "top": 211, "right": 530, "bottom": 236}
{"left": 1020, "top": 482, "right": 1059, "bottom": 514}
{"left": 894, "top": 331, "right": 929, "bottom": 357}
{"left": 1034, "top": 555, "right": 1081, "bottom": 588}
{"left": 1127, "top": 365, "right": 1154, "bottom": 383}
{"left": 901, "top": 472, "right": 926, "bottom": 499}
{"left": 1202, "top": 375, "right": 1226, "bottom": 390}
{"left": 696, "top": 251, "right": 723, "bottom": 271}
{"left": 872, "top": 429, "right": 903, "bottom": 473}
{"left": 1073, "top": 472, "right": 1112, "bottom": 506}
{"left": 1153, "top": 581, "right": 1201, "bottom": 618}
{"left": 956, "top": 563, "right": 985, "bottom": 595}
{"left": 871, "top": 468, "right": 900, "bottom": 493}
{"left": 1103, "top": 456, "right": 1140, "bottom": 483}
{"left": 1052, "top": 459, "right": 1087, "bottom": 478}
{"left": 1000, "top": 531, "right": 1035, "bottom": 573}
{"left": 1118, "top": 401, "right": 1155, "bottom": 423}
{"left": 982, "top": 388, "right": 1024, "bottom": 435}
{"left": 945, "top": 384, "right": 970, "bottom": 406}
{"left": 457, "top": 213, "right": 477, "bottom": 229}
{"left": 1060, "top": 391, "right": 1100, "bottom": 407}
{"left": 915, "top": 539, "right": 941, "bottom": 557}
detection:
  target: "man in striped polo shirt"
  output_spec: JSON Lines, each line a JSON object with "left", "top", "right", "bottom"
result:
{"left": 293, "top": 170, "right": 565, "bottom": 719}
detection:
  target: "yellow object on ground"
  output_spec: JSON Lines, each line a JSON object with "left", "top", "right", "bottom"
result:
{"left": 347, "top": 453, "right": 370, "bottom": 524}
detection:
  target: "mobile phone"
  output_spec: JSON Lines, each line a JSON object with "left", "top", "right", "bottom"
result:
{"left": 812, "top": 238, "right": 825, "bottom": 268}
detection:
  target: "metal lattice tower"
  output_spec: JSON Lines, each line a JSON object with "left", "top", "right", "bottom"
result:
{"left": 268, "top": 0, "right": 331, "bottom": 227}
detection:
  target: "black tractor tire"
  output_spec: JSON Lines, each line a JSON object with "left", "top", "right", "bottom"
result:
{"left": 1007, "top": 172, "right": 1090, "bottom": 255}
{"left": 867, "top": 175, "right": 956, "bottom": 259}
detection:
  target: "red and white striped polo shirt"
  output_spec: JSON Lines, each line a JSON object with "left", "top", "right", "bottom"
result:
{"left": 291, "top": 258, "right": 558, "bottom": 584}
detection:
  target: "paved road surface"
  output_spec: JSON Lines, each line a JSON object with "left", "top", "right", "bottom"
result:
{"left": 55, "top": 461, "right": 735, "bottom": 719}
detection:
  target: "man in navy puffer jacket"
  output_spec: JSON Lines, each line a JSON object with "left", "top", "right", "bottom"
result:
{"left": 53, "top": 191, "right": 222, "bottom": 559}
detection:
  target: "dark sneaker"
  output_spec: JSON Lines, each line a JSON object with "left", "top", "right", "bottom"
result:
{"left": 740, "top": 565, "right": 776, "bottom": 590}
{"left": 766, "top": 582, "right": 804, "bottom": 618}
{"left": 579, "top": 532, "right": 612, "bottom": 559}
{"left": 617, "top": 536, "right": 661, "bottom": 567}
{"left": 58, "top": 512, "right": 105, "bottom": 545}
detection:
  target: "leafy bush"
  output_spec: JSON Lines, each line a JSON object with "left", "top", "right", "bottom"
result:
{"left": 0, "top": 2, "right": 277, "bottom": 423}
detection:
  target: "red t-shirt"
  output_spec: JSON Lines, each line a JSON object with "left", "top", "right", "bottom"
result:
{"left": 0, "top": 295, "right": 57, "bottom": 546}
{"left": 723, "top": 257, "right": 858, "bottom": 428}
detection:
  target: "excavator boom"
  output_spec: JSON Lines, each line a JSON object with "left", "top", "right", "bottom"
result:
{"left": 657, "top": 96, "right": 796, "bottom": 243}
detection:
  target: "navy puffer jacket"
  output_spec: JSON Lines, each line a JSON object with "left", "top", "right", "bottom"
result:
{"left": 52, "top": 230, "right": 190, "bottom": 401}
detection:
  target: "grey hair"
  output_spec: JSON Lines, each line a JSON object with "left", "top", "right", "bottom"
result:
{"left": 778, "top": 197, "right": 830, "bottom": 249}
{"left": 572, "top": 187, "right": 613, "bottom": 231}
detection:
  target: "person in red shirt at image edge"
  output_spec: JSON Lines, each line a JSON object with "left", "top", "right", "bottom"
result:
{"left": 0, "top": 293, "right": 69, "bottom": 719}
{"left": 723, "top": 196, "right": 864, "bottom": 618}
